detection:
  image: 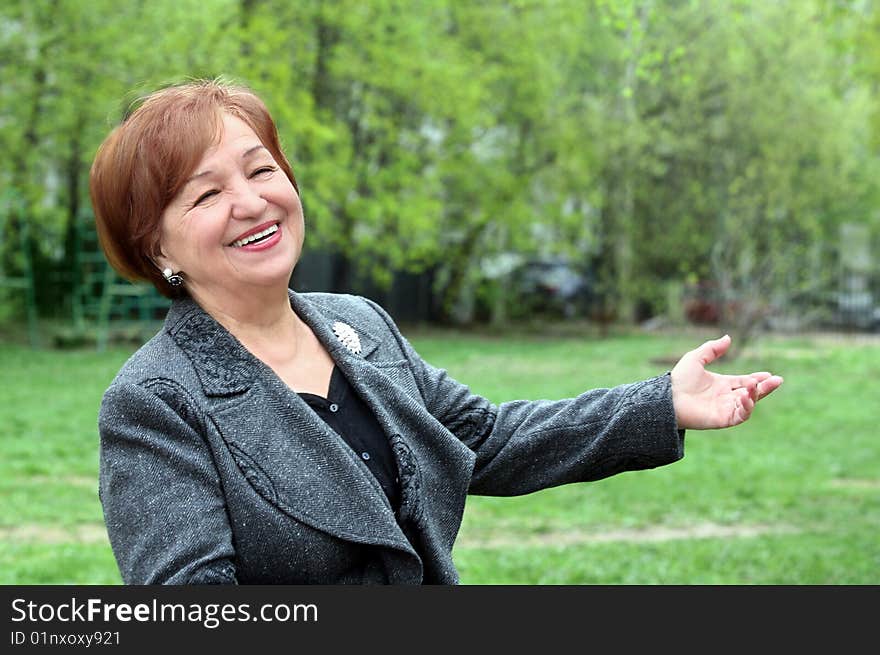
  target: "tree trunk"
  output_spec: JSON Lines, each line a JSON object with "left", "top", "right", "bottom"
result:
{"left": 437, "top": 222, "right": 488, "bottom": 325}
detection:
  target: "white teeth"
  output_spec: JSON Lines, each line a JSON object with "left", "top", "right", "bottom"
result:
{"left": 232, "top": 224, "right": 278, "bottom": 247}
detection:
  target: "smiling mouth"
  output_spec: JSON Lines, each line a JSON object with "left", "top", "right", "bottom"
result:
{"left": 231, "top": 223, "right": 279, "bottom": 248}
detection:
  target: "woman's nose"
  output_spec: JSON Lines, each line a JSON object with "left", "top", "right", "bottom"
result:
{"left": 230, "top": 179, "right": 268, "bottom": 220}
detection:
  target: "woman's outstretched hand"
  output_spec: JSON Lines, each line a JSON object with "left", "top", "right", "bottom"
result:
{"left": 671, "top": 334, "right": 784, "bottom": 430}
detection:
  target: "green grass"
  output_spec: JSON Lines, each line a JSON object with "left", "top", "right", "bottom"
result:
{"left": 1, "top": 327, "right": 878, "bottom": 584}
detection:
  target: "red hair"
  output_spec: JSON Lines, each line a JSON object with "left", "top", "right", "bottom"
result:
{"left": 89, "top": 79, "right": 298, "bottom": 298}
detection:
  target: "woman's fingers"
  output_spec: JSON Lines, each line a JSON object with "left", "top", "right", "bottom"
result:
{"left": 731, "top": 388, "right": 751, "bottom": 425}
{"left": 727, "top": 372, "right": 782, "bottom": 401}
{"left": 731, "top": 374, "right": 784, "bottom": 404}
{"left": 725, "top": 372, "right": 769, "bottom": 387}
{"left": 756, "top": 375, "right": 784, "bottom": 399}
{"left": 696, "top": 334, "right": 732, "bottom": 365}
{"left": 735, "top": 386, "right": 756, "bottom": 423}
{"left": 741, "top": 387, "right": 756, "bottom": 412}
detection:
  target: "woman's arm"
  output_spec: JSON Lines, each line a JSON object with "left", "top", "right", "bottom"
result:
{"left": 363, "top": 298, "right": 685, "bottom": 495}
{"left": 99, "top": 380, "right": 237, "bottom": 584}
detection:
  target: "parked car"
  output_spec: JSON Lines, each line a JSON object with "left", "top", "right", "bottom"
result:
{"left": 508, "top": 258, "right": 596, "bottom": 319}
{"left": 824, "top": 289, "right": 880, "bottom": 332}
{"left": 682, "top": 280, "right": 745, "bottom": 325}
{"left": 683, "top": 276, "right": 880, "bottom": 333}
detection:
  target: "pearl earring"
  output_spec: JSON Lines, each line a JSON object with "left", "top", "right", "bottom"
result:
{"left": 162, "top": 268, "right": 184, "bottom": 287}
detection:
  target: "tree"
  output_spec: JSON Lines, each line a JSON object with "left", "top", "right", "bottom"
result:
{"left": 1, "top": 0, "right": 877, "bottom": 339}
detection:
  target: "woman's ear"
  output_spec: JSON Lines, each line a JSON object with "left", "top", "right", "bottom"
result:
{"left": 150, "top": 252, "right": 184, "bottom": 287}
{"left": 150, "top": 242, "right": 174, "bottom": 275}
{"left": 152, "top": 256, "right": 172, "bottom": 273}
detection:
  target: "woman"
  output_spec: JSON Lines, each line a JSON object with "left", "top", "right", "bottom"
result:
{"left": 90, "top": 79, "right": 783, "bottom": 584}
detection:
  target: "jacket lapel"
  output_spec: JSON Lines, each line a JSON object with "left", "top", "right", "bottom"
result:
{"left": 164, "top": 295, "right": 415, "bottom": 557}
{"left": 288, "top": 291, "right": 382, "bottom": 361}
{"left": 291, "top": 292, "right": 472, "bottom": 539}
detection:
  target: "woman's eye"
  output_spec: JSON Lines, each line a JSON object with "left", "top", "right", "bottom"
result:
{"left": 250, "top": 166, "right": 277, "bottom": 178}
{"left": 193, "top": 190, "right": 219, "bottom": 206}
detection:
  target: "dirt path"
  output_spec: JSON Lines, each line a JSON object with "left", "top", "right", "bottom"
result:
{"left": 456, "top": 521, "right": 800, "bottom": 549}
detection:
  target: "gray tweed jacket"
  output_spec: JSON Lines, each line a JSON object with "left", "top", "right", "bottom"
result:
{"left": 98, "top": 290, "right": 685, "bottom": 584}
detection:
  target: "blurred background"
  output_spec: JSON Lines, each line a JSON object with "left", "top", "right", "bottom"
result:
{"left": 1, "top": 0, "right": 878, "bottom": 584}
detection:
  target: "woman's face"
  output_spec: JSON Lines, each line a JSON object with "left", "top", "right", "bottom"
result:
{"left": 156, "top": 113, "right": 303, "bottom": 310}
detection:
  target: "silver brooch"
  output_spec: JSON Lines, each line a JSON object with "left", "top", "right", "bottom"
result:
{"left": 332, "top": 321, "right": 362, "bottom": 354}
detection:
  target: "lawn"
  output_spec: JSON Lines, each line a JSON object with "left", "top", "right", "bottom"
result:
{"left": 1, "top": 325, "right": 877, "bottom": 584}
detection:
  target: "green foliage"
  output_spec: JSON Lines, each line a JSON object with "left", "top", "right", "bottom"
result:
{"left": 1, "top": 0, "right": 879, "bottom": 326}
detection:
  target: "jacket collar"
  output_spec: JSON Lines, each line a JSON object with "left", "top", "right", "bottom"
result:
{"left": 164, "top": 290, "right": 381, "bottom": 397}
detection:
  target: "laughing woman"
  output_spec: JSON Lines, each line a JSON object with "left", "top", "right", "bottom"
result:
{"left": 89, "top": 79, "right": 783, "bottom": 585}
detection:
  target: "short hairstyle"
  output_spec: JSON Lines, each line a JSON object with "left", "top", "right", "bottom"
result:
{"left": 89, "top": 78, "right": 298, "bottom": 298}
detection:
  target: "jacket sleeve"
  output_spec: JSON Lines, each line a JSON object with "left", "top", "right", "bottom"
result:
{"left": 363, "top": 298, "right": 685, "bottom": 496}
{"left": 98, "top": 379, "right": 238, "bottom": 584}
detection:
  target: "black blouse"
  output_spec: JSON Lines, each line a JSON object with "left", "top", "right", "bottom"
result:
{"left": 298, "top": 366, "right": 401, "bottom": 510}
